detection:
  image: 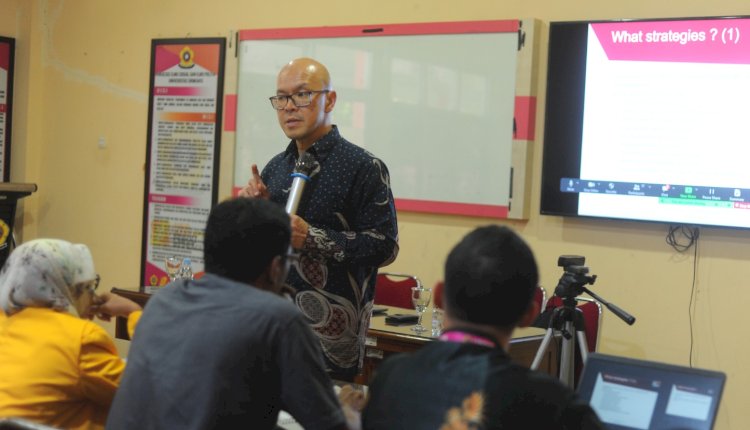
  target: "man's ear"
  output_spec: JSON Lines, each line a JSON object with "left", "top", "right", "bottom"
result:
{"left": 324, "top": 90, "right": 337, "bottom": 113}
{"left": 517, "top": 299, "right": 540, "bottom": 328}
{"left": 269, "top": 255, "right": 285, "bottom": 285}
{"left": 257, "top": 255, "right": 285, "bottom": 294}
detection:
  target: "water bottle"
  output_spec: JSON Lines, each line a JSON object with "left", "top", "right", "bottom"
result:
{"left": 431, "top": 308, "right": 444, "bottom": 337}
{"left": 179, "top": 258, "right": 194, "bottom": 280}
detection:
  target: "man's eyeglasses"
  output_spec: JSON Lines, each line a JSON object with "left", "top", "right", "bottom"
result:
{"left": 269, "top": 90, "right": 329, "bottom": 110}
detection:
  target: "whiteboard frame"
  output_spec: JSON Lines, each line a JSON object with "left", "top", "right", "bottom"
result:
{"left": 235, "top": 19, "right": 538, "bottom": 219}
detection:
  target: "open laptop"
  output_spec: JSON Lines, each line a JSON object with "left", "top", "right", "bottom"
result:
{"left": 577, "top": 353, "right": 726, "bottom": 430}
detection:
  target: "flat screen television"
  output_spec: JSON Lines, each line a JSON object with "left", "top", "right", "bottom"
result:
{"left": 541, "top": 16, "right": 750, "bottom": 229}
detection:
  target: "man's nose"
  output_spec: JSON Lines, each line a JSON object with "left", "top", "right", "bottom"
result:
{"left": 282, "top": 97, "right": 298, "bottom": 111}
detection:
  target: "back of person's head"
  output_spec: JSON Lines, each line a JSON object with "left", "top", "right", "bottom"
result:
{"left": 444, "top": 225, "right": 538, "bottom": 329}
{"left": 0, "top": 238, "right": 97, "bottom": 316}
{"left": 204, "top": 198, "right": 290, "bottom": 284}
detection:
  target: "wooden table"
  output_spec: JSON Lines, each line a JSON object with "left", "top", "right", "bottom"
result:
{"left": 362, "top": 309, "right": 558, "bottom": 383}
{"left": 110, "top": 289, "right": 558, "bottom": 383}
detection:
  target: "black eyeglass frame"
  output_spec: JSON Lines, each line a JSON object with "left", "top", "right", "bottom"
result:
{"left": 268, "top": 90, "right": 330, "bottom": 110}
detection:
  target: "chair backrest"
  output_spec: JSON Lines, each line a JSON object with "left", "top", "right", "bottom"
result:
{"left": 543, "top": 295, "right": 603, "bottom": 387}
{"left": 433, "top": 281, "right": 444, "bottom": 309}
{"left": 575, "top": 297, "right": 602, "bottom": 352}
{"left": 373, "top": 272, "right": 422, "bottom": 309}
{"left": 543, "top": 296, "right": 602, "bottom": 352}
{"left": 533, "top": 285, "right": 547, "bottom": 317}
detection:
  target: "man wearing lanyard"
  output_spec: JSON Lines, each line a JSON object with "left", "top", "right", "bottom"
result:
{"left": 362, "top": 225, "right": 604, "bottom": 429}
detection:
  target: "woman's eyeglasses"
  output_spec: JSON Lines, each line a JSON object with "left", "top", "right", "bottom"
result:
{"left": 88, "top": 274, "right": 100, "bottom": 293}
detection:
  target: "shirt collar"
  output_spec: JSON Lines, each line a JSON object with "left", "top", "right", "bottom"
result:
{"left": 283, "top": 125, "right": 340, "bottom": 163}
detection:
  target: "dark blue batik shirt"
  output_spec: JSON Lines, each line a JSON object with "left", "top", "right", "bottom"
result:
{"left": 261, "top": 125, "right": 399, "bottom": 377}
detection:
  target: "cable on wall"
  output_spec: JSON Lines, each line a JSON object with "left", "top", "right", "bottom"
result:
{"left": 665, "top": 225, "right": 700, "bottom": 367}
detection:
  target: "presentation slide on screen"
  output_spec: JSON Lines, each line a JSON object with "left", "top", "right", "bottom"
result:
{"left": 571, "top": 18, "right": 750, "bottom": 227}
{"left": 665, "top": 384, "right": 713, "bottom": 421}
{"left": 590, "top": 372, "right": 658, "bottom": 429}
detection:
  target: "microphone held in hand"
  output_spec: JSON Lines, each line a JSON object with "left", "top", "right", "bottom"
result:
{"left": 285, "top": 152, "right": 319, "bottom": 215}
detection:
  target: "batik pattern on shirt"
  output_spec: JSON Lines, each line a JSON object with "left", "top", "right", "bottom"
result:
{"left": 262, "top": 126, "right": 399, "bottom": 376}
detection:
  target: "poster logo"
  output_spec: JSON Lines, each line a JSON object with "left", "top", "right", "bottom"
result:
{"left": 0, "top": 219, "right": 9, "bottom": 250}
{"left": 179, "top": 46, "right": 195, "bottom": 68}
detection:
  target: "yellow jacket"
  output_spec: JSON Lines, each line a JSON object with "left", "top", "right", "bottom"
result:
{"left": 0, "top": 307, "right": 140, "bottom": 430}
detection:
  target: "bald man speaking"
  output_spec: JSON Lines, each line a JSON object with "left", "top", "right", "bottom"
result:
{"left": 241, "top": 58, "right": 399, "bottom": 381}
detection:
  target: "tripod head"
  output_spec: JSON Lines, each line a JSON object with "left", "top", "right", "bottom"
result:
{"left": 552, "top": 255, "right": 636, "bottom": 326}
{"left": 554, "top": 255, "right": 597, "bottom": 306}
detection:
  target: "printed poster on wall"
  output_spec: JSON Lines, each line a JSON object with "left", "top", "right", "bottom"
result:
{"left": 140, "top": 38, "right": 225, "bottom": 289}
{"left": 0, "top": 37, "right": 15, "bottom": 182}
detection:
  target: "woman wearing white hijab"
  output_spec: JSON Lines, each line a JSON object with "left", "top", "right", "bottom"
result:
{"left": 0, "top": 239, "right": 142, "bottom": 430}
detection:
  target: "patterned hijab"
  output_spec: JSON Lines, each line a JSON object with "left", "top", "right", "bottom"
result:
{"left": 0, "top": 239, "right": 96, "bottom": 316}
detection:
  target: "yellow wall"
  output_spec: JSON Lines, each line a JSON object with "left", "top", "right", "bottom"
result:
{"left": 0, "top": 0, "right": 43, "bottom": 242}
{"left": 2, "top": 1, "right": 750, "bottom": 428}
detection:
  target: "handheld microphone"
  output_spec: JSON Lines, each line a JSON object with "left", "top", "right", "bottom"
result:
{"left": 285, "top": 152, "right": 318, "bottom": 215}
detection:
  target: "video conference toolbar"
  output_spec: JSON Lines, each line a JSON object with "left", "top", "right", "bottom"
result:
{"left": 560, "top": 178, "right": 750, "bottom": 208}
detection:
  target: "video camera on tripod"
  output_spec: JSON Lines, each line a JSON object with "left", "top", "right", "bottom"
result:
{"left": 554, "top": 255, "right": 596, "bottom": 303}
{"left": 531, "top": 255, "right": 636, "bottom": 387}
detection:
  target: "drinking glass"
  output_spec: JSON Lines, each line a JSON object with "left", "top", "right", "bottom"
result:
{"left": 164, "top": 256, "right": 182, "bottom": 282}
{"left": 411, "top": 286, "right": 432, "bottom": 333}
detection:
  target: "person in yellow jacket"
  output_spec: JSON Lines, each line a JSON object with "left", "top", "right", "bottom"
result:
{"left": 0, "top": 239, "right": 142, "bottom": 430}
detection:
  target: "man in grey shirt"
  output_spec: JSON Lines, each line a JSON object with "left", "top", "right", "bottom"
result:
{"left": 107, "top": 198, "right": 347, "bottom": 430}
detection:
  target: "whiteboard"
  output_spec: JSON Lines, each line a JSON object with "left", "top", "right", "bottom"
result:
{"left": 234, "top": 21, "right": 528, "bottom": 218}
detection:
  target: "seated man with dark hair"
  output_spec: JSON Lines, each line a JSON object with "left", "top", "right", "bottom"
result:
{"left": 362, "top": 225, "right": 604, "bottom": 429}
{"left": 106, "top": 198, "right": 348, "bottom": 430}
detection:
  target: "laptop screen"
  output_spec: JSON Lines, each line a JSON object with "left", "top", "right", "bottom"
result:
{"left": 577, "top": 353, "right": 725, "bottom": 430}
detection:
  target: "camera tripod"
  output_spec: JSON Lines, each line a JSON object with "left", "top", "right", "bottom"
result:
{"left": 530, "top": 296, "right": 591, "bottom": 388}
{"left": 530, "top": 255, "right": 636, "bottom": 388}
{"left": 531, "top": 288, "right": 636, "bottom": 388}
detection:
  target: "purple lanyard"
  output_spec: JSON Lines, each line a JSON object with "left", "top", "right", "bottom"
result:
{"left": 439, "top": 330, "right": 496, "bottom": 348}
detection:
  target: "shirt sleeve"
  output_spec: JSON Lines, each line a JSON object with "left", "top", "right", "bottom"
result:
{"left": 127, "top": 310, "right": 142, "bottom": 339}
{"left": 78, "top": 322, "right": 126, "bottom": 407}
{"left": 278, "top": 314, "right": 346, "bottom": 430}
{"left": 303, "top": 157, "right": 399, "bottom": 268}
